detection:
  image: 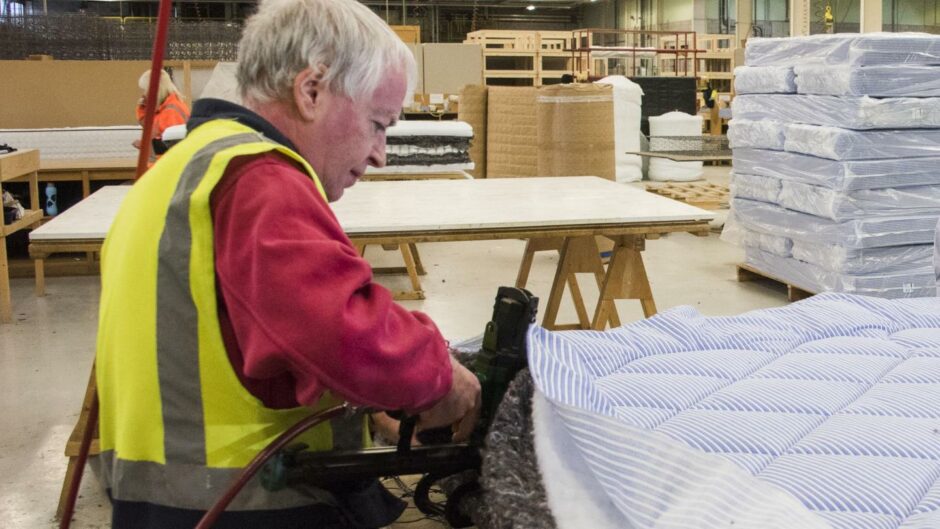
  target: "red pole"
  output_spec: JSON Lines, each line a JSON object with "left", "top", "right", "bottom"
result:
{"left": 135, "top": 0, "right": 175, "bottom": 180}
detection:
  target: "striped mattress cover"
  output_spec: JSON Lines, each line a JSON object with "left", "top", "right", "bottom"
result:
{"left": 528, "top": 293, "right": 940, "bottom": 529}
{"left": 745, "top": 33, "right": 940, "bottom": 67}
{"left": 733, "top": 66, "right": 797, "bottom": 94}
{"left": 730, "top": 197, "right": 940, "bottom": 249}
{"left": 733, "top": 149, "right": 940, "bottom": 191}
{"left": 795, "top": 64, "right": 940, "bottom": 98}
{"left": 744, "top": 248, "right": 938, "bottom": 298}
{"left": 732, "top": 94, "right": 940, "bottom": 130}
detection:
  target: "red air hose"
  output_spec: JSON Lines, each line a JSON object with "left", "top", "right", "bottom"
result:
{"left": 57, "top": 395, "right": 98, "bottom": 529}
{"left": 194, "top": 405, "right": 348, "bottom": 529}
{"left": 134, "top": 0, "right": 175, "bottom": 180}
{"left": 59, "top": 2, "right": 173, "bottom": 528}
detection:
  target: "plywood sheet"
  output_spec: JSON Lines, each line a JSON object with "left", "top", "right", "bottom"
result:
{"left": 0, "top": 60, "right": 152, "bottom": 128}
{"left": 422, "top": 44, "right": 483, "bottom": 94}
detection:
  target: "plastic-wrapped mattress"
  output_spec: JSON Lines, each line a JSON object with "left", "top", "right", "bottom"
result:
{"left": 741, "top": 229, "right": 792, "bottom": 257}
{"left": 732, "top": 94, "right": 940, "bottom": 129}
{"left": 730, "top": 172, "right": 781, "bottom": 203}
{"left": 733, "top": 148, "right": 940, "bottom": 191}
{"left": 784, "top": 123, "right": 940, "bottom": 160}
{"left": 795, "top": 64, "right": 940, "bottom": 97}
{"left": 778, "top": 179, "right": 940, "bottom": 221}
{"left": 745, "top": 33, "right": 940, "bottom": 67}
{"left": 731, "top": 197, "right": 940, "bottom": 248}
{"left": 0, "top": 127, "right": 140, "bottom": 160}
{"left": 745, "top": 247, "right": 937, "bottom": 298}
{"left": 790, "top": 240, "right": 935, "bottom": 275}
{"left": 733, "top": 66, "right": 796, "bottom": 94}
{"left": 522, "top": 294, "right": 940, "bottom": 529}
{"left": 728, "top": 119, "right": 787, "bottom": 151}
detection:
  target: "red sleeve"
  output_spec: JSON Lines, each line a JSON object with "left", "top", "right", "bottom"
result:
{"left": 212, "top": 153, "right": 452, "bottom": 412}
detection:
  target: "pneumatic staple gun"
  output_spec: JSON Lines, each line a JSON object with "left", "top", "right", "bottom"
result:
{"left": 260, "top": 286, "right": 538, "bottom": 527}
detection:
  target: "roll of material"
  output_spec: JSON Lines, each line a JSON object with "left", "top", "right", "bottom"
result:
{"left": 648, "top": 111, "right": 704, "bottom": 182}
{"left": 595, "top": 75, "right": 644, "bottom": 183}
{"left": 458, "top": 85, "right": 488, "bottom": 178}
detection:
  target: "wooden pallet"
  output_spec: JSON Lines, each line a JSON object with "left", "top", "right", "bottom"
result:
{"left": 736, "top": 263, "right": 815, "bottom": 302}
{"left": 646, "top": 181, "right": 729, "bottom": 210}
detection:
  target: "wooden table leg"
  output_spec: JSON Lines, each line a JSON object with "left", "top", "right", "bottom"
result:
{"left": 515, "top": 237, "right": 564, "bottom": 289}
{"left": 0, "top": 238, "right": 11, "bottom": 323}
{"left": 395, "top": 243, "right": 425, "bottom": 301}
{"left": 541, "top": 236, "right": 618, "bottom": 331}
{"left": 408, "top": 243, "right": 426, "bottom": 276}
{"left": 591, "top": 235, "right": 656, "bottom": 330}
{"left": 34, "top": 257, "right": 45, "bottom": 297}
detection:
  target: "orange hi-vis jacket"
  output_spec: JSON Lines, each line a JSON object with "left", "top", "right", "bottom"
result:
{"left": 136, "top": 92, "right": 190, "bottom": 140}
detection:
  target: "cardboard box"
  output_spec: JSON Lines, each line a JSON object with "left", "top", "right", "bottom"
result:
{"left": 536, "top": 83, "right": 615, "bottom": 181}
{"left": 485, "top": 86, "right": 538, "bottom": 178}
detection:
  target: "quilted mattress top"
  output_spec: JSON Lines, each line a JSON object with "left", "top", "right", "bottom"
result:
{"left": 530, "top": 293, "right": 940, "bottom": 529}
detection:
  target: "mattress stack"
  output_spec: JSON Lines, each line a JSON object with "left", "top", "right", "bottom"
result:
{"left": 727, "top": 33, "right": 940, "bottom": 298}
{"left": 372, "top": 120, "right": 474, "bottom": 175}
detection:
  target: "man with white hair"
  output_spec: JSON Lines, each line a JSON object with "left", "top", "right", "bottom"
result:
{"left": 95, "top": 0, "right": 481, "bottom": 527}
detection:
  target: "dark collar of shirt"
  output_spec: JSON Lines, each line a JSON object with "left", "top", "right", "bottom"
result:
{"left": 188, "top": 98, "right": 298, "bottom": 153}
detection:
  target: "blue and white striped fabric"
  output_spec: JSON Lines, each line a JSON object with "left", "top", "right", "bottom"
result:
{"left": 529, "top": 294, "right": 940, "bottom": 529}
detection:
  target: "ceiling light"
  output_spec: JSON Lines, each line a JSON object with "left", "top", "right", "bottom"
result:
{"left": 526, "top": 4, "right": 535, "bottom": 10}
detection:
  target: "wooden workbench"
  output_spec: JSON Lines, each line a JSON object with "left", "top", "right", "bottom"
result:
{"left": 1, "top": 149, "right": 43, "bottom": 322}
{"left": 31, "top": 177, "right": 713, "bottom": 328}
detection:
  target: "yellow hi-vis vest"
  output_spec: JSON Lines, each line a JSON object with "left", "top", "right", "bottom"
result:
{"left": 96, "top": 119, "right": 364, "bottom": 511}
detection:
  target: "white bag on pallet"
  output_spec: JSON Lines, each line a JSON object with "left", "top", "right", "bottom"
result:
{"left": 594, "top": 75, "right": 644, "bottom": 183}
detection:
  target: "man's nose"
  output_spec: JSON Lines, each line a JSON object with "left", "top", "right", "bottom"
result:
{"left": 368, "top": 138, "right": 386, "bottom": 168}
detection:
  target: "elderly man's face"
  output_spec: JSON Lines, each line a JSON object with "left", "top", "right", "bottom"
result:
{"left": 307, "top": 69, "right": 406, "bottom": 201}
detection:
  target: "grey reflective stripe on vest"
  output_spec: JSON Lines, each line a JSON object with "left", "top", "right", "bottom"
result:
{"left": 157, "top": 132, "right": 260, "bottom": 464}
{"left": 98, "top": 450, "right": 337, "bottom": 511}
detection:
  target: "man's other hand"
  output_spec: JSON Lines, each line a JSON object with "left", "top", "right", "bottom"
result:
{"left": 417, "top": 356, "right": 481, "bottom": 442}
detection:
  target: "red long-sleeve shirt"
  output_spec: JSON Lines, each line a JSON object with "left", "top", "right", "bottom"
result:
{"left": 210, "top": 152, "right": 452, "bottom": 412}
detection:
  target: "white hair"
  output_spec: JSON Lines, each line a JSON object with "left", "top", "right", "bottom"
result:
{"left": 138, "top": 69, "right": 180, "bottom": 104}
{"left": 236, "top": 0, "right": 416, "bottom": 105}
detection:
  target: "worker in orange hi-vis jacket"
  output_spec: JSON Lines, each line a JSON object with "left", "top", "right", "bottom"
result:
{"left": 132, "top": 68, "right": 191, "bottom": 157}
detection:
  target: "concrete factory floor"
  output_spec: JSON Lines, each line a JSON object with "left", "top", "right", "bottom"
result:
{"left": 0, "top": 167, "right": 793, "bottom": 528}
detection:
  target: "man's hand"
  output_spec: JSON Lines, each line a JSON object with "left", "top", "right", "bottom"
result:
{"left": 417, "top": 356, "right": 481, "bottom": 442}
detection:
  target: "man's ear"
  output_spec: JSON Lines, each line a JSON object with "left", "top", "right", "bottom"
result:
{"left": 293, "top": 65, "right": 328, "bottom": 122}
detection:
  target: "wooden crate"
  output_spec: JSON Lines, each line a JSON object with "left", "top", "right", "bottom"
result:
{"left": 645, "top": 181, "right": 729, "bottom": 210}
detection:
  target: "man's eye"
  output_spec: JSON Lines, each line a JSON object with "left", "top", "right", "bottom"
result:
{"left": 373, "top": 121, "right": 386, "bottom": 133}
